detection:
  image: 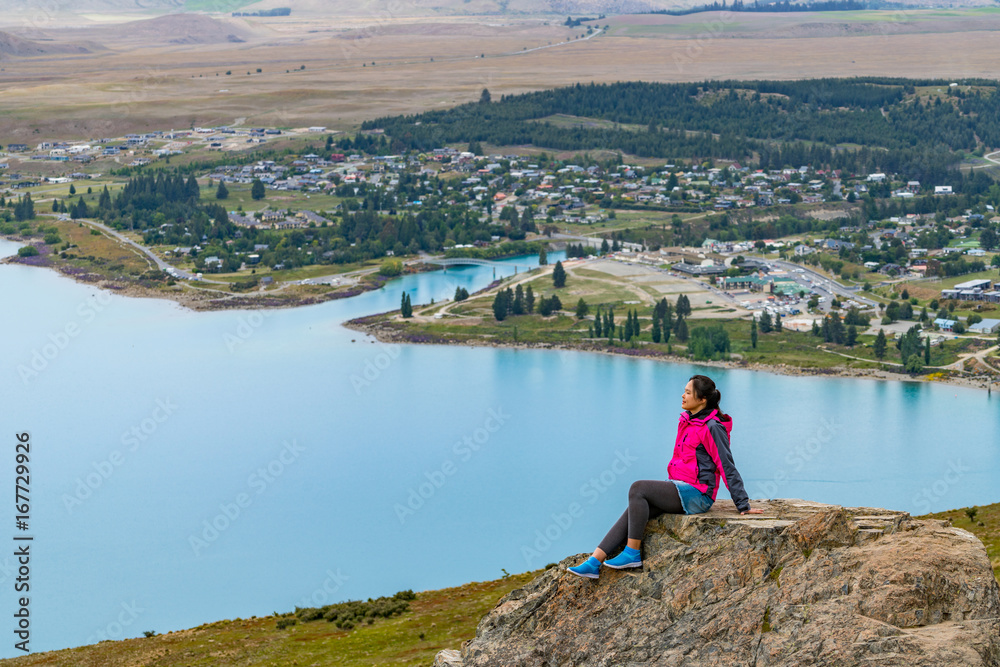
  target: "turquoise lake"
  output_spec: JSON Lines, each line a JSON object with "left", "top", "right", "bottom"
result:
{"left": 0, "top": 237, "right": 997, "bottom": 656}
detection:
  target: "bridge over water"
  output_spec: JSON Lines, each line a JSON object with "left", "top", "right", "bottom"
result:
{"left": 423, "top": 257, "right": 533, "bottom": 275}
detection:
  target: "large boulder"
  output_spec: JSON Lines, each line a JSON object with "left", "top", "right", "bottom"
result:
{"left": 435, "top": 499, "right": 1000, "bottom": 666}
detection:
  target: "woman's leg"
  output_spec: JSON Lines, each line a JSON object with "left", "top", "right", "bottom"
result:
{"left": 597, "top": 480, "right": 682, "bottom": 555}
{"left": 569, "top": 480, "right": 683, "bottom": 578}
{"left": 592, "top": 508, "right": 629, "bottom": 561}
{"left": 627, "top": 480, "right": 683, "bottom": 540}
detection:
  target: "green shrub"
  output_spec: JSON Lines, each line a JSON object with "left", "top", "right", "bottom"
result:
{"left": 379, "top": 259, "right": 403, "bottom": 277}
{"left": 17, "top": 246, "right": 38, "bottom": 257}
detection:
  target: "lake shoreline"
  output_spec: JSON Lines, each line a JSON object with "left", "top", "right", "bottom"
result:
{"left": 345, "top": 313, "right": 997, "bottom": 393}
{"left": 0, "top": 237, "right": 405, "bottom": 312}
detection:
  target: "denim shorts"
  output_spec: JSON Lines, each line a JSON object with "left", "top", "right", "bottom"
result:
{"left": 671, "top": 479, "right": 714, "bottom": 515}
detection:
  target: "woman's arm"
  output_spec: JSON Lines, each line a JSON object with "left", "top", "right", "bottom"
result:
{"left": 707, "top": 421, "right": 752, "bottom": 513}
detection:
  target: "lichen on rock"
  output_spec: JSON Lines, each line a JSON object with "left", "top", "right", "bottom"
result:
{"left": 434, "top": 499, "right": 1000, "bottom": 666}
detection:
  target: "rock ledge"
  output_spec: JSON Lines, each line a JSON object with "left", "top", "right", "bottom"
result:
{"left": 436, "top": 499, "right": 1000, "bottom": 666}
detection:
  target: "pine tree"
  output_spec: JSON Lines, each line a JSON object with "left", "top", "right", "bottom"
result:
{"left": 624, "top": 311, "right": 634, "bottom": 340}
{"left": 750, "top": 317, "right": 758, "bottom": 349}
{"left": 676, "top": 294, "right": 691, "bottom": 317}
{"left": 600, "top": 238, "right": 609, "bottom": 254}
{"left": 811, "top": 320, "right": 821, "bottom": 337}
{"left": 594, "top": 307, "right": 603, "bottom": 337}
{"left": 251, "top": 178, "right": 265, "bottom": 200}
{"left": 652, "top": 314, "right": 662, "bottom": 343}
{"left": 874, "top": 329, "right": 887, "bottom": 360}
{"left": 675, "top": 315, "right": 689, "bottom": 342}
{"left": 216, "top": 180, "right": 229, "bottom": 200}
{"left": 512, "top": 284, "right": 525, "bottom": 315}
{"left": 538, "top": 246, "right": 548, "bottom": 266}
{"left": 400, "top": 292, "right": 413, "bottom": 318}
{"left": 924, "top": 335, "right": 931, "bottom": 364}
{"left": 525, "top": 284, "right": 535, "bottom": 313}
{"left": 492, "top": 289, "right": 509, "bottom": 321}
{"left": 759, "top": 310, "right": 773, "bottom": 333}
{"left": 575, "top": 298, "right": 589, "bottom": 319}
{"left": 774, "top": 314, "right": 782, "bottom": 333}
{"left": 846, "top": 324, "right": 858, "bottom": 347}
{"left": 552, "top": 260, "right": 566, "bottom": 288}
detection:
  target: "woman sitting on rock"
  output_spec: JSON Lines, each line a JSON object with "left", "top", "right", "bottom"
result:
{"left": 569, "top": 374, "right": 762, "bottom": 579}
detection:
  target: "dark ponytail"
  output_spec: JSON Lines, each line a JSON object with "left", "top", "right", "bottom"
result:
{"left": 689, "top": 374, "right": 727, "bottom": 420}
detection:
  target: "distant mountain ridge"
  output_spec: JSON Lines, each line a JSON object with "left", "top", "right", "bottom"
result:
{"left": 0, "top": 0, "right": 992, "bottom": 19}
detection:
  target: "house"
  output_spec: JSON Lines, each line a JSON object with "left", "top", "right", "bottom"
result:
{"left": 970, "top": 318, "right": 1000, "bottom": 334}
{"left": 260, "top": 276, "right": 274, "bottom": 286}
{"left": 822, "top": 239, "right": 855, "bottom": 251}
{"left": 867, "top": 173, "right": 887, "bottom": 182}
{"left": 6, "top": 143, "right": 28, "bottom": 152}
{"left": 934, "top": 185, "right": 953, "bottom": 195}
{"left": 954, "top": 278, "right": 992, "bottom": 291}
{"left": 794, "top": 244, "right": 815, "bottom": 256}
{"left": 879, "top": 263, "right": 902, "bottom": 276}
{"left": 719, "top": 275, "right": 771, "bottom": 292}
{"left": 934, "top": 318, "right": 957, "bottom": 332}
{"left": 671, "top": 262, "right": 726, "bottom": 276}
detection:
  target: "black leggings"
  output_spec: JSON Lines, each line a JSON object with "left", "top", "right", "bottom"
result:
{"left": 597, "top": 480, "right": 683, "bottom": 556}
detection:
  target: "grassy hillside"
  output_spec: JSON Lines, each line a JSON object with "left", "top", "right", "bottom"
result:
{"left": 0, "top": 570, "right": 542, "bottom": 667}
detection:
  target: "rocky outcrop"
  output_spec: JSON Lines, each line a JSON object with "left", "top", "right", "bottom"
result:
{"left": 436, "top": 499, "right": 1000, "bottom": 666}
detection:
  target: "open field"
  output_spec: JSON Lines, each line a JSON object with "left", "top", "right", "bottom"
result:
{"left": 4, "top": 9, "right": 1000, "bottom": 141}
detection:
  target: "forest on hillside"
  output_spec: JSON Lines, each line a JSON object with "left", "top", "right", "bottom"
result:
{"left": 362, "top": 78, "right": 1000, "bottom": 183}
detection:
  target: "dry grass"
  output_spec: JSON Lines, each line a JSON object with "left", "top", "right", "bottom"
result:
{"left": 3, "top": 10, "right": 1000, "bottom": 141}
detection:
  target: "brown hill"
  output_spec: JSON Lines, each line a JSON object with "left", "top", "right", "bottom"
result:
{"left": 88, "top": 14, "right": 254, "bottom": 46}
{"left": 0, "top": 31, "right": 96, "bottom": 56}
{"left": 437, "top": 499, "right": 1000, "bottom": 666}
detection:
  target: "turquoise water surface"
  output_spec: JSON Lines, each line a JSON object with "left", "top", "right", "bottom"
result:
{"left": 0, "top": 238, "right": 996, "bottom": 655}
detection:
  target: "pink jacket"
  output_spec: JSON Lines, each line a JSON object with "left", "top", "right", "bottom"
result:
{"left": 667, "top": 409, "right": 748, "bottom": 510}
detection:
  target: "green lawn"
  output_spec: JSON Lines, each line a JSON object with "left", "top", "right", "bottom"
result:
{"left": 202, "top": 180, "right": 342, "bottom": 215}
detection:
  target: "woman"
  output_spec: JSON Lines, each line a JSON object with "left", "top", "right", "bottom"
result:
{"left": 568, "top": 374, "right": 762, "bottom": 579}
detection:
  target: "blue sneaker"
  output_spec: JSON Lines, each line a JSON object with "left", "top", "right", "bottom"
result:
{"left": 567, "top": 556, "right": 601, "bottom": 579}
{"left": 604, "top": 546, "right": 642, "bottom": 569}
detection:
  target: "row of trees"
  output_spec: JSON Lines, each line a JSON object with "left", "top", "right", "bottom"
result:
{"left": 364, "top": 78, "right": 1000, "bottom": 179}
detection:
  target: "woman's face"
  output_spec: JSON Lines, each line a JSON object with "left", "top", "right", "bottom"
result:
{"left": 681, "top": 380, "right": 708, "bottom": 413}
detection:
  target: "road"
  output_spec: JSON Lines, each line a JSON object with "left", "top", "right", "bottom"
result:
{"left": 770, "top": 259, "right": 879, "bottom": 310}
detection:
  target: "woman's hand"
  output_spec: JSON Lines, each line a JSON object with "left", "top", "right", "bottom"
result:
{"left": 740, "top": 508, "right": 764, "bottom": 515}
